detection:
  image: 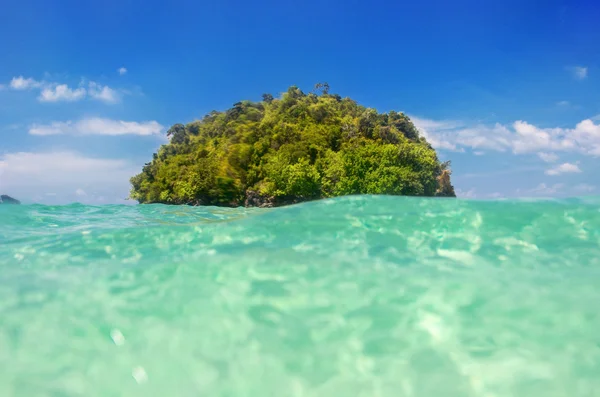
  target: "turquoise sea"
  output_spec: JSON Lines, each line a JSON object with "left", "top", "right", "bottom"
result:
{"left": 1, "top": 195, "right": 600, "bottom": 396}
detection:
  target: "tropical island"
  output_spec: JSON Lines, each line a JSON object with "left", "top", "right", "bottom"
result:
{"left": 130, "top": 84, "right": 455, "bottom": 207}
{"left": 0, "top": 195, "right": 21, "bottom": 205}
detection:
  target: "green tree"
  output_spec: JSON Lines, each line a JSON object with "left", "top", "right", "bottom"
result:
{"left": 130, "top": 84, "right": 455, "bottom": 206}
{"left": 167, "top": 123, "right": 188, "bottom": 144}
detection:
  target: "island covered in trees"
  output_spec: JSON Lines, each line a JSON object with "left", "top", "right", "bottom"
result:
{"left": 130, "top": 84, "right": 455, "bottom": 207}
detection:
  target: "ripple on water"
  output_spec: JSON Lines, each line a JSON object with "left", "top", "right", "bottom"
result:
{"left": 1, "top": 196, "right": 600, "bottom": 396}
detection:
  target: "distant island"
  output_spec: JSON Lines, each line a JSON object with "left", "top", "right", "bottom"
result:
{"left": 130, "top": 84, "right": 455, "bottom": 207}
{"left": 0, "top": 195, "right": 21, "bottom": 205}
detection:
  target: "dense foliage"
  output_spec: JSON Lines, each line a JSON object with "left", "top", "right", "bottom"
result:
{"left": 130, "top": 85, "right": 455, "bottom": 207}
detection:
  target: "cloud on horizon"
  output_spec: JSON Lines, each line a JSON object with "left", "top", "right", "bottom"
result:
{"left": 0, "top": 151, "right": 141, "bottom": 204}
{"left": 523, "top": 182, "right": 595, "bottom": 197}
{"left": 530, "top": 183, "right": 565, "bottom": 195}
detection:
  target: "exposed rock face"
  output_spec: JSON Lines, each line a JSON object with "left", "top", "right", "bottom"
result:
{"left": 242, "top": 190, "right": 313, "bottom": 208}
{"left": 435, "top": 170, "right": 456, "bottom": 197}
{"left": 0, "top": 195, "right": 21, "bottom": 204}
{"left": 244, "top": 190, "right": 275, "bottom": 208}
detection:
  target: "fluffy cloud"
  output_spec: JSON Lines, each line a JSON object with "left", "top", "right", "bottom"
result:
{"left": 39, "top": 84, "right": 86, "bottom": 102}
{"left": 10, "top": 76, "right": 43, "bottom": 90}
{"left": 0, "top": 151, "right": 140, "bottom": 204}
{"left": 537, "top": 152, "right": 559, "bottom": 163}
{"left": 412, "top": 117, "right": 513, "bottom": 153}
{"left": 87, "top": 82, "right": 120, "bottom": 103}
{"left": 511, "top": 121, "right": 574, "bottom": 153}
{"left": 29, "top": 118, "right": 164, "bottom": 136}
{"left": 412, "top": 116, "right": 600, "bottom": 157}
{"left": 545, "top": 162, "right": 582, "bottom": 176}
{"left": 118, "top": 67, "right": 127, "bottom": 76}
{"left": 568, "top": 66, "right": 588, "bottom": 80}
{"left": 6, "top": 75, "right": 123, "bottom": 104}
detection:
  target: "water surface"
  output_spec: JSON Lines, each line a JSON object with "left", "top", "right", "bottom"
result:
{"left": 1, "top": 195, "right": 600, "bottom": 396}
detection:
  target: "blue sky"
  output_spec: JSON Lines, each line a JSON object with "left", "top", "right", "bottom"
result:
{"left": 1, "top": 0, "right": 600, "bottom": 204}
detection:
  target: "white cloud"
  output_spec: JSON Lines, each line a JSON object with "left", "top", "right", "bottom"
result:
{"left": 523, "top": 182, "right": 596, "bottom": 198}
{"left": 574, "top": 183, "right": 595, "bottom": 193}
{"left": 118, "top": 67, "right": 127, "bottom": 76}
{"left": 29, "top": 121, "right": 73, "bottom": 136}
{"left": 39, "top": 84, "right": 86, "bottom": 102}
{"left": 511, "top": 120, "right": 575, "bottom": 153}
{"left": 545, "top": 162, "right": 581, "bottom": 176}
{"left": 456, "top": 187, "right": 476, "bottom": 198}
{"left": 568, "top": 66, "right": 588, "bottom": 80}
{"left": 570, "top": 119, "right": 600, "bottom": 155}
{"left": 537, "top": 152, "right": 559, "bottom": 163}
{"left": 88, "top": 82, "right": 120, "bottom": 103}
{"left": 39, "top": 82, "right": 120, "bottom": 103}
{"left": 409, "top": 119, "right": 457, "bottom": 151}
{"left": 462, "top": 166, "right": 543, "bottom": 179}
{"left": 7, "top": 75, "right": 123, "bottom": 104}
{"left": 10, "top": 76, "right": 43, "bottom": 90}
{"left": 412, "top": 116, "right": 512, "bottom": 153}
{"left": 29, "top": 118, "right": 164, "bottom": 136}
{"left": 529, "top": 183, "right": 565, "bottom": 195}
{"left": 77, "top": 118, "right": 163, "bottom": 136}
{"left": 556, "top": 100, "right": 570, "bottom": 107}
{"left": 0, "top": 151, "right": 139, "bottom": 204}
{"left": 0, "top": 84, "right": 5, "bottom": 90}
{"left": 412, "top": 116, "right": 600, "bottom": 157}
{"left": 75, "top": 188, "right": 87, "bottom": 197}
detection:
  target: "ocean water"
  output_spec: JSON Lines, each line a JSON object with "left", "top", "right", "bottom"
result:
{"left": 1, "top": 195, "right": 600, "bottom": 397}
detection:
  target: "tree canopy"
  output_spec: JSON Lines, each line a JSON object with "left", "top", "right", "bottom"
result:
{"left": 130, "top": 84, "right": 455, "bottom": 207}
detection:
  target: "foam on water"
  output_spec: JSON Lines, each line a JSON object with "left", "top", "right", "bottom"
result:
{"left": 1, "top": 195, "right": 600, "bottom": 396}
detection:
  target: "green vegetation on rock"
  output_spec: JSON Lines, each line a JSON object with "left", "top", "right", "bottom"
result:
{"left": 130, "top": 84, "right": 455, "bottom": 207}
